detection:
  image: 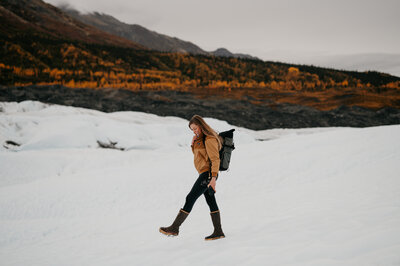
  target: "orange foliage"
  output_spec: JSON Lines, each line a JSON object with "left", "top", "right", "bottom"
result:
{"left": 23, "top": 69, "right": 35, "bottom": 76}
{"left": 385, "top": 82, "right": 400, "bottom": 89}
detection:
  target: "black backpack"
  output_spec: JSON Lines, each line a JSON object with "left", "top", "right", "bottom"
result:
{"left": 203, "top": 129, "right": 235, "bottom": 171}
{"left": 218, "top": 129, "right": 235, "bottom": 171}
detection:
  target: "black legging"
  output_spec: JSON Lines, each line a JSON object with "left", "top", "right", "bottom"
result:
{"left": 182, "top": 171, "right": 219, "bottom": 213}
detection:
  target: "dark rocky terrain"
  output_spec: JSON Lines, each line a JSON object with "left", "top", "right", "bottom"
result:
{"left": 1, "top": 85, "right": 399, "bottom": 130}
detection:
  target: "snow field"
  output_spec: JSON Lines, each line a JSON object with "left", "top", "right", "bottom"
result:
{"left": 1, "top": 101, "right": 400, "bottom": 266}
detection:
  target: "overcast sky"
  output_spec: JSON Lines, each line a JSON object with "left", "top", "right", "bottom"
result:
{"left": 44, "top": 0, "right": 400, "bottom": 74}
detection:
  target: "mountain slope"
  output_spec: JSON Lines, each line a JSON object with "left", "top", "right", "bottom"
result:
{"left": 0, "top": 0, "right": 144, "bottom": 49}
{"left": 60, "top": 5, "right": 258, "bottom": 59}
{"left": 1, "top": 101, "right": 400, "bottom": 265}
{"left": 60, "top": 7, "right": 206, "bottom": 54}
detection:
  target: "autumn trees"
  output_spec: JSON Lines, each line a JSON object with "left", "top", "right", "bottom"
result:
{"left": 1, "top": 33, "right": 399, "bottom": 93}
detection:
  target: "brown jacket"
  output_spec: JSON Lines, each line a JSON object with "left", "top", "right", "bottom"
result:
{"left": 191, "top": 135, "right": 220, "bottom": 177}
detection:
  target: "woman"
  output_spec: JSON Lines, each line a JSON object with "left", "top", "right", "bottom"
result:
{"left": 159, "top": 115, "right": 225, "bottom": 241}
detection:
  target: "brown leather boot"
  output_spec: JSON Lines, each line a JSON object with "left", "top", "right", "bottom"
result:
{"left": 205, "top": 210, "right": 225, "bottom": 241}
{"left": 159, "top": 209, "right": 189, "bottom": 236}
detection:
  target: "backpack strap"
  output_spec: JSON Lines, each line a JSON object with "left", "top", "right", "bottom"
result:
{"left": 202, "top": 136, "right": 214, "bottom": 176}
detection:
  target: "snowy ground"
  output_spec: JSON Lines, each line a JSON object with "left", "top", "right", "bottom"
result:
{"left": 1, "top": 101, "right": 400, "bottom": 266}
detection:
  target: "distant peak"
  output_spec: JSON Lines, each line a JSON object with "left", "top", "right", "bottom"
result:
{"left": 212, "top": 48, "right": 234, "bottom": 57}
{"left": 215, "top": 48, "right": 230, "bottom": 53}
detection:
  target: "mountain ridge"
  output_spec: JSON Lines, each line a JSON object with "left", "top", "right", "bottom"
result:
{"left": 59, "top": 5, "right": 259, "bottom": 60}
{"left": 0, "top": 0, "right": 145, "bottom": 49}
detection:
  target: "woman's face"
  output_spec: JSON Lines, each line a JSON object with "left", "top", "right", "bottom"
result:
{"left": 190, "top": 123, "right": 202, "bottom": 137}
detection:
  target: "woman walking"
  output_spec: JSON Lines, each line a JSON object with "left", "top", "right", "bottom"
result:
{"left": 159, "top": 115, "right": 225, "bottom": 241}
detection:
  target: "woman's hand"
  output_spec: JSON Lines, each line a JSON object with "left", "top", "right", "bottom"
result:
{"left": 208, "top": 176, "right": 217, "bottom": 192}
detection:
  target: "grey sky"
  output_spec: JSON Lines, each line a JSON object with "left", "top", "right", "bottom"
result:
{"left": 44, "top": 0, "right": 400, "bottom": 75}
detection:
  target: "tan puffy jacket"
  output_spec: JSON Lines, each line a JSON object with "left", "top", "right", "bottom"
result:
{"left": 191, "top": 135, "right": 220, "bottom": 177}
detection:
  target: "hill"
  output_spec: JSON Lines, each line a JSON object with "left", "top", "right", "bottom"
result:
{"left": 0, "top": 0, "right": 144, "bottom": 49}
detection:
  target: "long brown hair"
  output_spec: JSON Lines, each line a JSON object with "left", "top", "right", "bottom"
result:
{"left": 189, "top": 115, "right": 222, "bottom": 150}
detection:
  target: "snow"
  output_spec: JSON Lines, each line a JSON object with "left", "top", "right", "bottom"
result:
{"left": 1, "top": 100, "right": 400, "bottom": 266}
